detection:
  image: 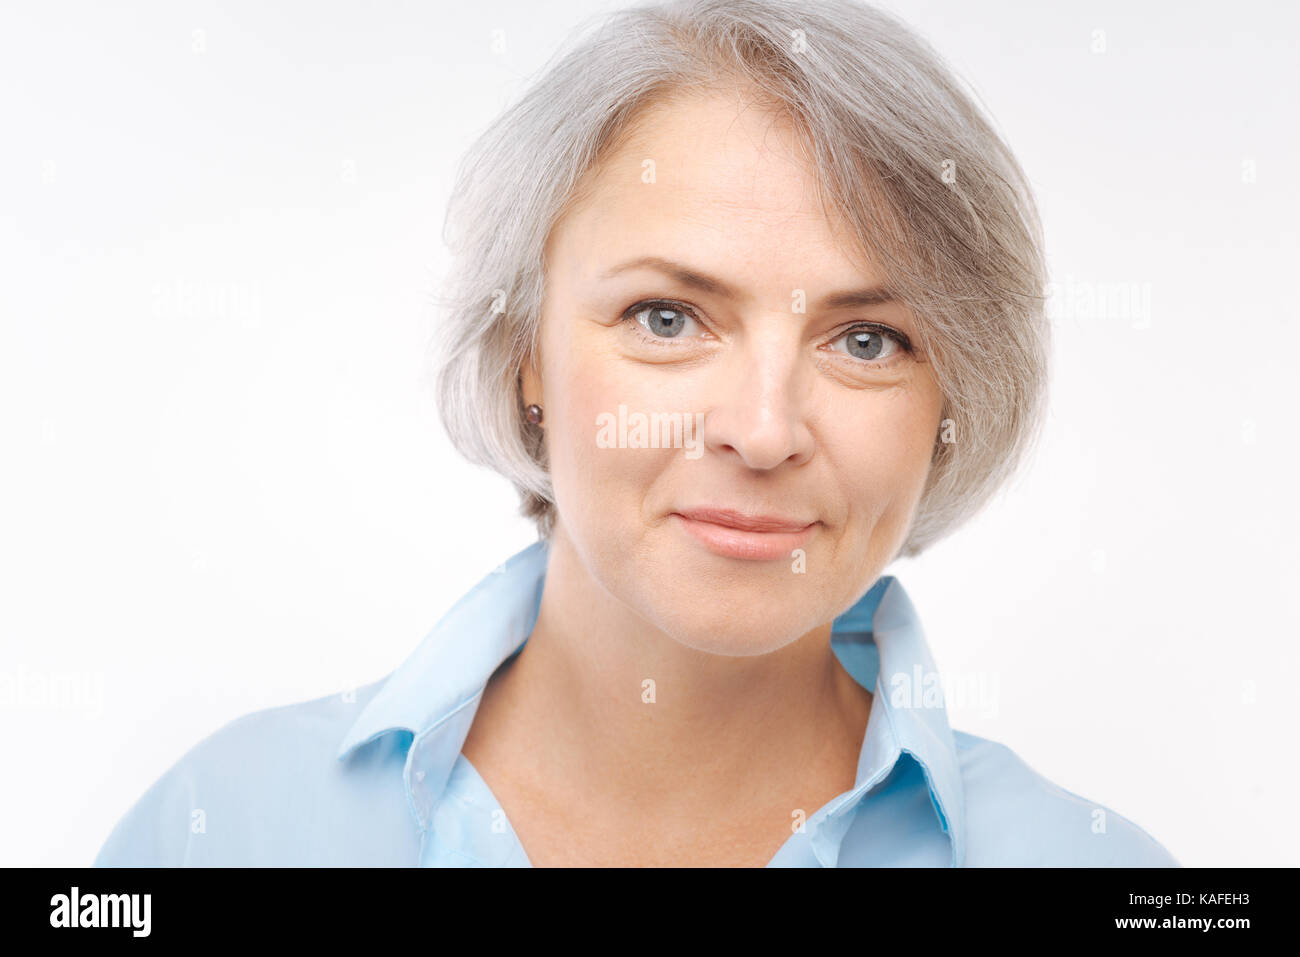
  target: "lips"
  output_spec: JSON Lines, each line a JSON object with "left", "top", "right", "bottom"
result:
{"left": 671, "top": 507, "right": 817, "bottom": 561}
{"left": 674, "top": 507, "right": 814, "bottom": 533}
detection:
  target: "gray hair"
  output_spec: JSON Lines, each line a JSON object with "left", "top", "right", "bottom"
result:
{"left": 431, "top": 0, "right": 1049, "bottom": 558}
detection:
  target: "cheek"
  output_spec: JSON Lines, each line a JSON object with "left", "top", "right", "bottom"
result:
{"left": 827, "top": 385, "right": 941, "bottom": 528}
{"left": 544, "top": 339, "right": 684, "bottom": 532}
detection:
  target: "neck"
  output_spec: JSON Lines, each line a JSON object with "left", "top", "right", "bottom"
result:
{"left": 467, "top": 526, "right": 873, "bottom": 820}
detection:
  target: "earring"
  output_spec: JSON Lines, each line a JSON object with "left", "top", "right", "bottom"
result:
{"left": 525, "top": 403, "right": 543, "bottom": 425}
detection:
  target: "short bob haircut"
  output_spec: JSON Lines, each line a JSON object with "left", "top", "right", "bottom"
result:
{"left": 432, "top": 0, "right": 1049, "bottom": 559}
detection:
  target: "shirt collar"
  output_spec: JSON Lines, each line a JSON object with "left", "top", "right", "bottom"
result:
{"left": 336, "top": 538, "right": 967, "bottom": 867}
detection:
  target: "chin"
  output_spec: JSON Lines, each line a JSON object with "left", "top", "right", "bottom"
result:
{"left": 638, "top": 581, "right": 822, "bottom": 657}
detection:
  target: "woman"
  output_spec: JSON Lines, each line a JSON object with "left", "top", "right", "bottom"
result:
{"left": 95, "top": 0, "right": 1177, "bottom": 867}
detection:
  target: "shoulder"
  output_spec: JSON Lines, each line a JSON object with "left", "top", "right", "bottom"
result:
{"left": 952, "top": 730, "right": 1179, "bottom": 867}
{"left": 93, "top": 679, "right": 416, "bottom": 867}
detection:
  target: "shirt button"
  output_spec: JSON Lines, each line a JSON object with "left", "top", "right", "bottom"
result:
{"left": 414, "top": 770, "right": 426, "bottom": 783}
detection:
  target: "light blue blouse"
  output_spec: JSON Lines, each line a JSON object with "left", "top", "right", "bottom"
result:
{"left": 94, "top": 539, "right": 1178, "bottom": 867}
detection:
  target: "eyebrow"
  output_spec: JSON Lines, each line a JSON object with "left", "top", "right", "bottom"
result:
{"left": 598, "top": 255, "right": 895, "bottom": 310}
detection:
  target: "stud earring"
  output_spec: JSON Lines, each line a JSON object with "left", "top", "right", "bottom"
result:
{"left": 524, "top": 403, "right": 543, "bottom": 425}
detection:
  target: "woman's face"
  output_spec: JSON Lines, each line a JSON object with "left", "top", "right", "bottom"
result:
{"left": 525, "top": 87, "right": 945, "bottom": 655}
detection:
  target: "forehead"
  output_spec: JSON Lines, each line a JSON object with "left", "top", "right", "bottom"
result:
{"left": 546, "top": 88, "right": 882, "bottom": 296}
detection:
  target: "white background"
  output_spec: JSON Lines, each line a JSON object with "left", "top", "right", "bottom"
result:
{"left": 2, "top": 0, "right": 1296, "bottom": 867}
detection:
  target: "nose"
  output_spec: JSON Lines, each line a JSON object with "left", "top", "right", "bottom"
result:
{"left": 698, "top": 324, "right": 815, "bottom": 471}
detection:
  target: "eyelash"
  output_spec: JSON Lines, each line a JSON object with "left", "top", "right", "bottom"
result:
{"left": 619, "top": 298, "right": 914, "bottom": 365}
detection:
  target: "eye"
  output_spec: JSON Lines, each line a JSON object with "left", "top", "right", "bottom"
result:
{"left": 828, "top": 324, "right": 910, "bottom": 363}
{"left": 626, "top": 301, "right": 707, "bottom": 339}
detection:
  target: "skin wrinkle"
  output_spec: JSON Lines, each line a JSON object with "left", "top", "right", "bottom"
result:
{"left": 459, "top": 86, "right": 946, "bottom": 867}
